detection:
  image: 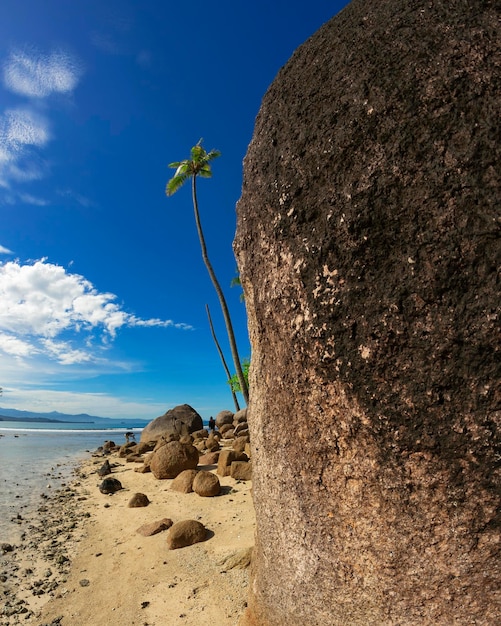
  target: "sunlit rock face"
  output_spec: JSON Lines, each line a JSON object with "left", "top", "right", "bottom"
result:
{"left": 234, "top": 0, "right": 500, "bottom": 624}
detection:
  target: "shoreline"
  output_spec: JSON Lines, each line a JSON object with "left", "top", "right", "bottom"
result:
{"left": 1, "top": 441, "right": 255, "bottom": 626}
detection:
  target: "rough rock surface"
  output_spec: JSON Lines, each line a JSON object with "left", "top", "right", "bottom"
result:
{"left": 230, "top": 461, "right": 252, "bottom": 482}
{"left": 170, "top": 469, "right": 199, "bottom": 493}
{"left": 215, "top": 410, "right": 234, "bottom": 428}
{"left": 149, "top": 441, "right": 199, "bottom": 480}
{"left": 136, "top": 518, "right": 173, "bottom": 537}
{"left": 140, "top": 404, "right": 203, "bottom": 442}
{"left": 98, "top": 478, "right": 122, "bottom": 495}
{"left": 166, "top": 520, "right": 207, "bottom": 550}
{"left": 128, "top": 492, "right": 150, "bottom": 508}
{"left": 217, "top": 450, "right": 248, "bottom": 477}
{"left": 192, "top": 470, "right": 221, "bottom": 497}
{"left": 97, "top": 460, "right": 112, "bottom": 477}
{"left": 234, "top": 1, "right": 501, "bottom": 625}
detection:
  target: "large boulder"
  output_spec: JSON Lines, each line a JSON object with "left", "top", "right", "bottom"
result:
{"left": 149, "top": 440, "right": 199, "bottom": 479}
{"left": 234, "top": 1, "right": 500, "bottom": 625}
{"left": 140, "top": 404, "right": 203, "bottom": 442}
{"left": 215, "top": 410, "right": 234, "bottom": 428}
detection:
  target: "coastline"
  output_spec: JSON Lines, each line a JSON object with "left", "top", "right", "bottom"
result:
{"left": 1, "top": 443, "right": 255, "bottom": 626}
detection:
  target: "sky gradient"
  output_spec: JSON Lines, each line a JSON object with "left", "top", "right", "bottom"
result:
{"left": 0, "top": 0, "right": 349, "bottom": 421}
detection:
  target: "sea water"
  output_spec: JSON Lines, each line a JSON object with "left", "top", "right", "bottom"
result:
{"left": 0, "top": 422, "right": 144, "bottom": 544}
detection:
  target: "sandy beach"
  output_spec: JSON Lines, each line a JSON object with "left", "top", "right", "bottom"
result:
{"left": 1, "top": 444, "right": 255, "bottom": 626}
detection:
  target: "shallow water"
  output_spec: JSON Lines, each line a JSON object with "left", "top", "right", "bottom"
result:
{"left": 0, "top": 422, "right": 144, "bottom": 543}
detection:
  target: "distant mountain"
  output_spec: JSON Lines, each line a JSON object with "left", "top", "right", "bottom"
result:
{"left": 0, "top": 415, "right": 71, "bottom": 423}
{"left": 0, "top": 407, "right": 150, "bottom": 426}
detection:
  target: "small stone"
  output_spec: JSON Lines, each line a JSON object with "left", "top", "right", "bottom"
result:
{"left": 99, "top": 477, "right": 122, "bottom": 494}
{"left": 128, "top": 493, "right": 150, "bottom": 508}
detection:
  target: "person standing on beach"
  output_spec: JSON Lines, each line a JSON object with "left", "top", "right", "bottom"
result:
{"left": 208, "top": 416, "right": 216, "bottom": 432}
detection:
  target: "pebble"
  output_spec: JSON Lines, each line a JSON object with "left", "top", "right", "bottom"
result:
{"left": 0, "top": 474, "right": 87, "bottom": 625}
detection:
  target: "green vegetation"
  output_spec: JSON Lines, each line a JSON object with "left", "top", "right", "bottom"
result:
{"left": 228, "top": 358, "right": 250, "bottom": 394}
{"left": 166, "top": 140, "right": 249, "bottom": 404}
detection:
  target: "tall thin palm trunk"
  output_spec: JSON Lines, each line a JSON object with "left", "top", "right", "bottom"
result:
{"left": 192, "top": 176, "right": 249, "bottom": 404}
{"left": 206, "top": 304, "right": 240, "bottom": 412}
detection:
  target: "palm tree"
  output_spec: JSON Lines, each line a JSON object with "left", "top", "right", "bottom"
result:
{"left": 166, "top": 141, "right": 249, "bottom": 404}
{"left": 206, "top": 304, "right": 240, "bottom": 412}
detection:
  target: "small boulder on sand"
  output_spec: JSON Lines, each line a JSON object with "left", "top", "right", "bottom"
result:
{"left": 136, "top": 518, "right": 173, "bottom": 537}
{"left": 171, "top": 469, "right": 199, "bottom": 493}
{"left": 198, "top": 451, "right": 220, "bottom": 465}
{"left": 217, "top": 450, "right": 248, "bottom": 477}
{"left": 97, "top": 460, "right": 112, "bottom": 477}
{"left": 128, "top": 493, "right": 150, "bottom": 507}
{"left": 193, "top": 471, "right": 221, "bottom": 497}
{"left": 166, "top": 520, "right": 207, "bottom": 550}
{"left": 99, "top": 477, "right": 122, "bottom": 494}
{"left": 150, "top": 440, "right": 199, "bottom": 479}
{"left": 230, "top": 461, "right": 252, "bottom": 481}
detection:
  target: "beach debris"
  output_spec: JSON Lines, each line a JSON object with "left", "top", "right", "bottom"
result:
{"left": 192, "top": 470, "right": 221, "bottom": 497}
{"left": 79, "top": 578, "right": 90, "bottom": 587}
{"left": 171, "top": 469, "right": 199, "bottom": 493}
{"left": 166, "top": 520, "right": 207, "bottom": 550}
{"left": 128, "top": 492, "right": 150, "bottom": 508}
{"left": 149, "top": 440, "right": 199, "bottom": 479}
{"left": 136, "top": 518, "right": 173, "bottom": 537}
{"left": 97, "top": 459, "right": 112, "bottom": 477}
{"left": 98, "top": 477, "right": 123, "bottom": 494}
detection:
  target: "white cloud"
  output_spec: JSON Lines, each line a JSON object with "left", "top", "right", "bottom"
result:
{"left": 3, "top": 48, "right": 82, "bottom": 98}
{"left": 17, "top": 192, "right": 49, "bottom": 206}
{"left": 0, "top": 258, "right": 192, "bottom": 365}
{"left": 0, "top": 47, "right": 82, "bottom": 192}
{"left": 41, "top": 338, "right": 94, "bottom": 365}
{"left": 0, "top": 333, "right": 34, "bottom": 357}
{"left": 0, "top": 106, "right": 50, "bottom": 189}
{"left": 0, "top": 245, "right": 13, "bottom": 254}
{"left": 4, "top": 107, "right": 50, "bottom": 146}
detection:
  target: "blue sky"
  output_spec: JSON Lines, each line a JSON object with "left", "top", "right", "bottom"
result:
{"left": 0, "top": 0, "right": 349, "bottom": 421}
